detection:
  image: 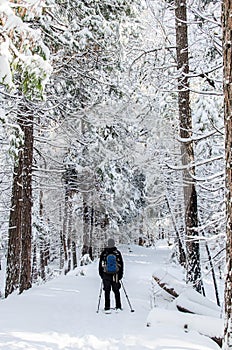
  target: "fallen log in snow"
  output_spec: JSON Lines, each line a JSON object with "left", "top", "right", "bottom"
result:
{"left": 146, "top": 308, "right": 223, "bottom": 348}
{"left": 152, "top": 270, "right": 221, "bottom": 318}
{"left": 152, "top": 268, "right": 187, "bottom": 297}
{"left": 153, "top": 275, "right": 179, "bottom": 298}
{"left": 174, "top": 289, "right": 222, "bottom": 319}
{"left": 152, "top": 269, "right": 223, "bottom": 347}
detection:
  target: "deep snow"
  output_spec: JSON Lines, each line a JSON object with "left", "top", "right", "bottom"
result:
{"left": 0, "top": 241, "right": 222, "bottom": 349}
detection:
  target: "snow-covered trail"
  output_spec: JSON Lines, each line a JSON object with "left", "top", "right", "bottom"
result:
{"left": 0, "top": 242, "right": 220, "bottom": 349}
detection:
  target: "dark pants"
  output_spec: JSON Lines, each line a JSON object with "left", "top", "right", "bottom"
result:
{"left": 103, "top": 278, "right": 121, "bottom": 310}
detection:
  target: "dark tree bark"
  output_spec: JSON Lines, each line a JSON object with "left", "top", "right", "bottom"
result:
{"left": 32, "top": 243, "right": 38, "bottom": 283}
{"left": 82, "top": 193, "right": 92, "bottom": 257}
{"left": 5, "top": 105, "right": 34, "bottom": 297}
{"left": 61, "top": 196, "right": 68, "bottom": 268}
{"left": 62, "top": 190, "right": 70, "bottom": 273}
{"left": 72, "top": 241, "right": 77, "bottom": 269}
{"left": 175, "top": 0, "right": 202, "bottom": 292}
{"left": 222, "top": 0, "right": 232, "bottom": 347}
{"left": 40, "top": 242, "right": 46, "bottom": 281}
{"left": 60, "top": 231, "right": 66, "bottom": 270}
{"left": 63, "top": 186, "right": 78, "bottom": 274}
{"left": 19, "top": 112, "right": 33, "bottom": 293}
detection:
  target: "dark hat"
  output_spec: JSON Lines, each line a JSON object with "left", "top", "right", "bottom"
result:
{"left": 107, "top": 238, "right": 115, "bottom": 248}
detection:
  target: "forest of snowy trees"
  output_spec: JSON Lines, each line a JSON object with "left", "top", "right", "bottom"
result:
{"left": 0, "top": 0, "right": 231, "bottom": 348}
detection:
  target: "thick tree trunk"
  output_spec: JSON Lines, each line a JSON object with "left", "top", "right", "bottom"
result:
{"left": 175, "top": 0, "right": 202, "bottom": 292}
{"left": 222, "top": 0, "right": 232, "bottom": 347}
{"left": 6, "top": 106, "right": 34, "bottom": 296}
{"left": 19, "top": 113, "right": 33, "bottom": 293}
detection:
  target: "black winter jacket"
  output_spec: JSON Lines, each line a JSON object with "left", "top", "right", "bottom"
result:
{"left": 99, "top": 247, "right": 124, "bottom": 280}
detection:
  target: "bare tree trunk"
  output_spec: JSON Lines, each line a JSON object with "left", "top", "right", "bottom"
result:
{"left": 222, "top": 0, "right": 232, "bottom": 347}
{"left": 5, "top": 104, "right": 34, "bottom": 296}
{"left": 175, "top": 0, "right": 202, "bottom": 292}
{"left": 60, "top": 231, "right": 66, "bottom": 270}
{"left": 62, "top": 190, "right": 69, "bottom": 273}
{"left": 72, "top": 241, "right": 77, "bottom": 269}
{"left": 40, "top": 242, "right": 46, "bottom": 281}
{"left": 82, "top": 192, "right": 91, "bottom": 256}
{"left": 66, "top": 200, "right": 73, "bottom": 273}
{"left": 19, "top": 112, "right": 33, "bottom": 293}
{"left": 32, "top": 243, "right": 38, "bottom": 283}
{"left": 59, "top": 203, "right": 65, "bottom": 269}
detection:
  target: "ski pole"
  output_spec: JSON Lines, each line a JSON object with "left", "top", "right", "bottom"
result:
{"left": 121, "top": 281, "right": 135, "bottom": 312}
{"left": 96, "top": 281, "right": 103, "bottom": 313}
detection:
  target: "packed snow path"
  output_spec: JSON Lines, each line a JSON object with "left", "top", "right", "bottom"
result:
{"left": 0, "top": 242, "right": 220, "bottom": 349}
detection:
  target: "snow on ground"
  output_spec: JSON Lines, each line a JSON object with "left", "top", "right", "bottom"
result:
{"left": 0, "top": 241, "right": 222, "bottom": 349}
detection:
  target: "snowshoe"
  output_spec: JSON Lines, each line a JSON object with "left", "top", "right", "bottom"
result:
{"left": 115, "top": 308, "right": 123, "bottom": 313}
{"left": 104, "top": 309, "right": 111, "bottom": 314}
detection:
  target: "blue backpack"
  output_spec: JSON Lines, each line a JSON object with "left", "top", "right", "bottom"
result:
{"left": 104, "top": 253, "right": 119, "bottom": 274}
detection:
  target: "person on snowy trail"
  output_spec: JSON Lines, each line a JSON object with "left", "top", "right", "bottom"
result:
{"left": 99, "top": 238, "right": 124, "bottom": 313}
